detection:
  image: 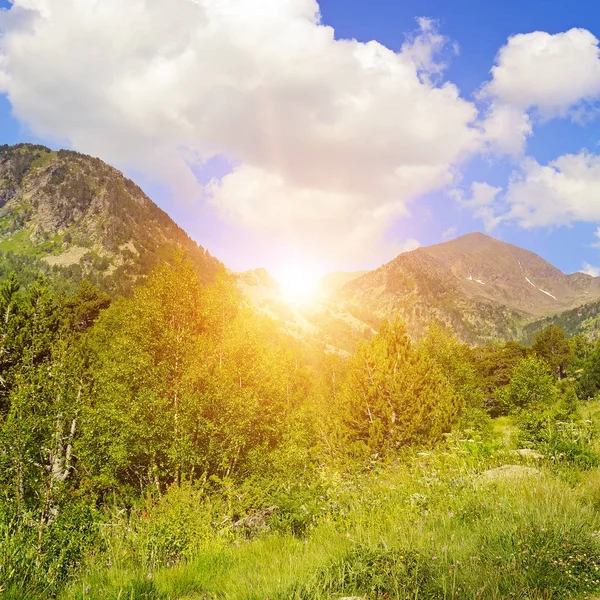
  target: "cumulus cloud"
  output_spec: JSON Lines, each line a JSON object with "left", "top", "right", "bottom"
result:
{"left": 481, "top": 103, "right": 532, "bottom": 155}
{"left": 581, "top": 261, "right": 600, "bottom": 277}
{"left": 400, "top": 17, "right": 458, "bottom": 81}
{"left": 481, "top": 28, "right": 600, "bottom": 119}
{"left": 0, "top": 0, "right": 482, "bottom": 263}
{"left": 450, "top": 181, "right": 503, "bottom": 231}
{"left": 504, "top": 153, "right": 600, "bottom": 228}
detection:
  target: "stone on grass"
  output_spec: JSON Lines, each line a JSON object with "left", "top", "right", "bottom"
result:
{"left": 478, "top": 465, "right": 543, "bottom": 483}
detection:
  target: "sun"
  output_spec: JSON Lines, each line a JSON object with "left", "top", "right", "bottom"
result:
{"left": 273, "top": 259, "right": 323, "bottom": 304}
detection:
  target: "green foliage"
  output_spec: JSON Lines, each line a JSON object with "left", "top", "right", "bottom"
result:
{"left": 578, "top": 339, "right": 600, "bottom": 400}
{"left": 0, "top": 256, "right": 598, "bottom": 599}
{"left": 517, "top": 408, "right": 599, "bottom": 468}
{"left": 339, "top": 318, "right": 460, "bottom": 456}
{"left": 499, "top": 356, "right": 556, "bottom": 414}
{"left": 60, "top": 457, "right": 600, "bottom": 600}
{"left": 471, "top": 340, "right": 529, "bottom": 415}
{"left": 79, "top": 258, "right": 298, "bottom": 493}
{"left": 419, "top": 323, "right": 490, "bottom": 434}
{"left": 532, "top": 324, "right": 572, "bottom": 378}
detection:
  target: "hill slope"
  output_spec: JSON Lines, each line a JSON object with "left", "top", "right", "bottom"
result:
{"left": 0, "top": 143, "right": 221, "bottom": 293}
{"left": 335, "top": 233, "right": 600, "bottom": 345}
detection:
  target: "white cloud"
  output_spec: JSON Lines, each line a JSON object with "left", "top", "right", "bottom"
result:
{"left": 581, "top": 261, "right": 600, "bottom": 277}
{"left": 481, "top": 103, "right": 532, "bottom": 155}
{"left": 451, "top": 182, "right": 503, "bottom": 231}
{"left": 442, "top": 226, "right": 457, "bottom": 240}
{"left": 400, "top": 17, "right": 457, "bottom": 81}
{"left": 0, "top": 1, "right": 481, "bottom": 264}
{"left": 591, "top": 226, "right": 600, "bottom": 249}
{"left": 504, "top": 153, "right": 600, "bottom": 228}
{"left": 481, "top": 28, "right": 600, "bottom": 119}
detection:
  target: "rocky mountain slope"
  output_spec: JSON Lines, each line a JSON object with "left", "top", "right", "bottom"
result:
{"left": 335, "top": 233, "right": 600, "bottom": 345}
{"left": 421, "top": 233, "right": 600, "bottom": 315}
{"left": 2, "top": 143, "right": 598, "bottom": 347}
{"left": 0, "top": 143, "right": 221, "bottom": 293}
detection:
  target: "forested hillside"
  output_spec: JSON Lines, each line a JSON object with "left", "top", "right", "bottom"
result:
{"left": 0, "top": 144, "right": 221, "bottom": 295}
{"left": 1, "top": 257, "right": 600, "bottom": 599}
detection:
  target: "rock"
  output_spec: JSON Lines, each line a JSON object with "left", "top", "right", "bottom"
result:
{"left": 510, "top": 449, "right": 544, "bottom": 460}
{"left": 233, "top": 505, "right": 279, "bottom": 532}
{"left": 478, "top": 465, "right": 543, "bottom": 483}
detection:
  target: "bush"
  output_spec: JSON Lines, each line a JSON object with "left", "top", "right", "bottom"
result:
{"left": 516, "top": 408, "right": 600, "bottom": 468}
{"left": 500, "top": 356, "right": 555, "bottom": 414}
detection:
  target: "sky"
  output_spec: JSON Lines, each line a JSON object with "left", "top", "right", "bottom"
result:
{"left": 1, "top": 0, "right": 600, "bottom": 280}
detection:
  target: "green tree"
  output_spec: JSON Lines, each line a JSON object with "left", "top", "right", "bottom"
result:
{"left": 80, "top": 258, "right": 295, "bottom": 494}
{"left": 339, "top": 318, "right": 460, "bottom": 457}
{"left": 471, "top": 340, "right": 528, "bottom": 415}
{"left": 532, "top": 324, "right": 572, "bottom": 379}
{"left": 500, "top": 356, "right": 556, "bottom": 413}
{"left": 419, "top": 323, "right": 488, "bottom": 432}
{"left": 577, "top": 340, "right": 600, "bottom": 400}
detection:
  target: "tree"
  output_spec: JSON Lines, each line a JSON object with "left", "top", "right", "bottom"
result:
{"left": 80, "top": 258, "right": 295, "bottom": 494}
{"left": 471, "top": 340, "right": 528, "bottom": 415}
{"left": 339, "top": 318, "right": 460, "bottom": 457}
{"left": 500, "top": 356, "right": 555, "bottom": 413}
{"left": 532, "top": 324, "right": 572, "bottom": 379}
{"left": 419, "top": 323, "right": 488, "bottom": 431}
{"left": 577, "top": 340, "right": 600, "bottom": 400}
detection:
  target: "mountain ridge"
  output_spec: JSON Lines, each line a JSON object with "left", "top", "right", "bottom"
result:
{"left": 0, "top": 143, "right": 221, "bottom": 293}
{"left": 2, "top": 143, "right": 599, "bottom": 347}
{"left": 334, "top": 232, "right": 600, "bottom": 344}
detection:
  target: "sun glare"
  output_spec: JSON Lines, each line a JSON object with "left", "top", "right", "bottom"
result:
{"left": 273, "top": 259, "right": 323, "bottom": 304}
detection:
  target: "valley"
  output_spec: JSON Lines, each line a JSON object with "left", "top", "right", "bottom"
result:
{"left": 1, "top": 144, "right": 600, "bottom": 600}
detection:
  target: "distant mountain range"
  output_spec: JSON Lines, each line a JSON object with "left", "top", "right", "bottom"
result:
{"left": 2, "top": 143, "right": 600, "bottom": 347}
{"left": 334, "top": 233, "right": 600, "bottom": 344}
{"left": 236, "top": 234, "right": 600, "bottom": 347}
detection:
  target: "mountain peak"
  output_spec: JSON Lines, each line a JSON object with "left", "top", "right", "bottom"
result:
{"left": 336, "top": 231, "right": 600, "bottom": 344}
{"left": 0, "top": 143, "right": 221, "bottom": 293}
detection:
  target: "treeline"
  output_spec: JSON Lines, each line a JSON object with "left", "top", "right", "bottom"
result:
{"left": 1, "top": 257, "right": 599, "bottom": 596}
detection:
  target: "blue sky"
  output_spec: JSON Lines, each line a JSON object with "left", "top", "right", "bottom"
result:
{"left": 319, "top": 0, "right": 600, "bottom": 272}
{"left": 2, "top": 0, "right": 600, "bottom": 277}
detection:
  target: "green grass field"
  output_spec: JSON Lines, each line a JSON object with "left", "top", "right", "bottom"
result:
{"left": 50, "top": 425, "right": 600, "bottom": 600}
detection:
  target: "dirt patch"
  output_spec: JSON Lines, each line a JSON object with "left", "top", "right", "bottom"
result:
{"left": 42, "top": 246, "right": 89, "bottom": 267}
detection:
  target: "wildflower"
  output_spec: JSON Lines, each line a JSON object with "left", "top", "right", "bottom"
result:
{"left": 85, "top": 585, "right": 91, "bottom": 594}
{"left": 147, "top": 572, "right": 153, "bottom": 580}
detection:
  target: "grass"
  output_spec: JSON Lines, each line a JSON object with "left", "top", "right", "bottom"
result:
{"left": 58, "top": 446, "right": 600, "bottom": 600}
{"left": 29, "top": 150, "right": 58, "bottom": 171}
{"left": 0, "top": 228, "right": 65, "bottom": 257}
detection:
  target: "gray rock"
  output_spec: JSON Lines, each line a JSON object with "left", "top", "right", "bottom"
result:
{"left": 478, "top": 465, "right": 543, "bottom": 483}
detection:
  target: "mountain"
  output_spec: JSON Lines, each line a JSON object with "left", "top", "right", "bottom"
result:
{"left": 0, "top": 143, "right": 221, "bottom": 293}
{"left": 335, "top": 233, "right": 600, "bottom": 345}
{"left": 420, "top": 233, "right": 600, "bottom": 315}
{"left": 2, "top": 143, "right": 598, "bottom": 347}
{"left": 521, "top": 299, "right": 600, "bottom": 345}
{"left": 317, "top": 271, "right": 369, "bottom": 297}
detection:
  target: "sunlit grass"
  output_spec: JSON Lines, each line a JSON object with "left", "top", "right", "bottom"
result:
{"left": 60, "top": 450, "right": 600, "bottom": 600}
